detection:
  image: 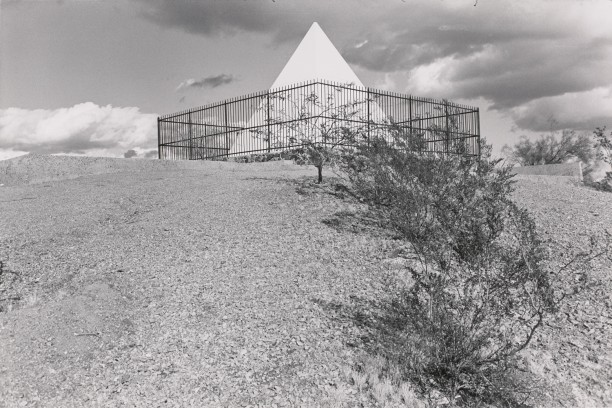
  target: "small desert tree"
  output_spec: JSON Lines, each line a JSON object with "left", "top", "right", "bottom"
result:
{"left": 123, "top": 149, "right": 137, "bottom": 158}
{"left": 503, "top": 129, "right": 593, "bottom": 166}
{"left": 255, "top": 85, "right": 370, "bottom": 183}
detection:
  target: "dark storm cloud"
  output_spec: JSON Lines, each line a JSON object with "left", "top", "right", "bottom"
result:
{"left": 134, "top": 0, "right": 358, "bottom": 44}
{"left": 136, "top": 0, "right": 285, "bottom": 38}
{"left": 176, "top": 74, "right": 236, "bottom": 92}
{"left": 437, "top": 37, "right": 612, "bottom": 110}
{"left": 136, "top": 1, "right": 612, "bottom": 131}
{"left": 338, "top": 5, "right": 612, "bottom": 110}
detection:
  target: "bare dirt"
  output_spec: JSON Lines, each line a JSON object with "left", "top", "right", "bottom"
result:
{"left": 0, "top": 155, "right": 610, "bottom": 407}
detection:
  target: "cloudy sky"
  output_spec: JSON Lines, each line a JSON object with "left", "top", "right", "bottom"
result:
{"left": 1, "top": 0, "right": 611, "bottom": 160}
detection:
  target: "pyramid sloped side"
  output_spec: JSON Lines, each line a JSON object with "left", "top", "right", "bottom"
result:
{"left": 270, "top": 22, "right": 364, "bottom": 89}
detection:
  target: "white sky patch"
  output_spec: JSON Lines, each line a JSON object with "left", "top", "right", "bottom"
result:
{"left": 176, "top": 79, "right": 199, "bottom": 92}
{"left": 510, "top": 87, "right": 612, "bottom": 131}
{"left": 437, "top": 25, "right": 468, "bottom": 32}
{"left": 373, "top": 73, "right": 397, "bottom": 92}
{"left": 0, "top": 103, "right": 158, "bottom": 157}
{"left": 405, "top": 55, "right": 456, "bottom": 97}
{"left": 405, "top": 44, "right": 503, "bottom": 98}
{"left": 354, "top": 40, "right": 368, "bottom": 49}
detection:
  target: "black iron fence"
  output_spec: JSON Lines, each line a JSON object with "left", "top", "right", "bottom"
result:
{"left": 158, "top": 80, "right": 480, "bottom": 160}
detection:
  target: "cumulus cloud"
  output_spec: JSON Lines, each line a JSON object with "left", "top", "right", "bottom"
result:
{"left": 407, "top": 38, "right": 612, "bottom": 111}
{"left": 373, "top": 73, "right": 397, "bottom": 92}
{"left": 122, "top": 148, "right": 159, "bottom": 159}
{"left": 509, "top": 87, "right": 612, "bottom": 132}
{"left": 144, "top": 149, "right": 158, "bottom": 158}
{"left": 176, "top": 74, "right": 236, "bottom": 92}
{"left": 0, "top": 102, "right": 158, "bottom": 158}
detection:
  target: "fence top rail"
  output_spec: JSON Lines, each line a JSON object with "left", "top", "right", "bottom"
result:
{"left": 158, "top": 79, "right": 479, "bottom": 120}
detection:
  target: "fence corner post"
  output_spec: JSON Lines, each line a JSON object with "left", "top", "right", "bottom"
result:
{"left": 157, "top": 117, "right": 161, "bottom": 160}
{"left": 476, "top": 107, "right": 481, "bottom": 157}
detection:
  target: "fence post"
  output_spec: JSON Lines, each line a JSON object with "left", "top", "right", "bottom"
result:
{"left": 408, "top": 96, "right": 413, "bottom": 135}
{"left": 366, "top": 88, "right": 371, "bottom": 141}
{"left": 224, "top": 101, "right": 229, "bottom": 158}
{"left": 188, "top": 112, "right": 193, "bottom": 160}
{"left": 267, "top": 92, "right": 271, "bottom": 153}
{"left": 476, "top": 107, "right": 481, "bottom": 157}
{"left": 444, "top": 101, "right": 450, "bottom": 154}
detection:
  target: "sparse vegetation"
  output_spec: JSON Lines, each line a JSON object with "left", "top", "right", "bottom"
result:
{"left": 593, "top": 126, "right": 612, "bottom": 161}
{"left": 586, "top": 126, "right": 612, "bottom": 192}
{"left": 502, "top": 129, "right": 593, "bottom": 166}
{"left": 123, "top": 149, "right": 137, "bottom": 159}
{"left": 345, "top": 355, "right": 427, "bottom": 407}
{"left": 501, "top": 124, "right": 612, "bottom": 192}
{"left": 0, "top": 259, "right": 21, "bottom": 311}
{"left": 338, "top": 128, "right": 600, "bottom": 406}
{"left": 257, "top": 89, "right": 369, "bottom": 183}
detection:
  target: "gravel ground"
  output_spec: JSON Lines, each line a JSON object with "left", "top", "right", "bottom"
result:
{"left": 510, "top": 175, "right": 612, "bottom": 408}
{"left": 0, "top": 156, "right": 387, "bottom": 407}
{"left": 0, "top": 156, "right": 610, "bottom": 407}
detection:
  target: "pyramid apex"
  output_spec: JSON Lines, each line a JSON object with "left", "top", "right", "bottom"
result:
{"left": 270, "top": 22, "right": 364, "bottom": 89}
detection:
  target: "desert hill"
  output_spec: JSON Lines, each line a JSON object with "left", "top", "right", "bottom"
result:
{"left": 0, "top": 155, "right": 610, "bottom": 407}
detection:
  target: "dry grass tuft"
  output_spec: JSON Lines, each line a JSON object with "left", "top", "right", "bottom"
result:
{"left": 346, "top": 354, "right": 429, "bottom": 407}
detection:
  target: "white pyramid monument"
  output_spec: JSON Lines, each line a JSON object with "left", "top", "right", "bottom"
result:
{"left": 270, "top": 22, "right": 365, "bottom": 88}
{"left": 229, "top": 22, "right": 385, "bottom": 155}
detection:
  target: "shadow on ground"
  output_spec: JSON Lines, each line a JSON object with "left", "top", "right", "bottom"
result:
{"left": 300, "top": 178, "right": 549, "bottom": 408}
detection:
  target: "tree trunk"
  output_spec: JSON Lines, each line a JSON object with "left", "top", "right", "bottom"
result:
{"left": 317, "top": 165, "right": 323, "bottom": 184}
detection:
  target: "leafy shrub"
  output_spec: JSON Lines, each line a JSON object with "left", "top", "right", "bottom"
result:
{"left": 123, "top": 149, "right": 137, "bottom": 159}
{"left": 584, "top": 176, "right": 612, "bottom": 192}
{"left": 341, "top": 129, "right": 560, "bottom": 405}
{"left": 593, "top": 126, "right": 612, "bottom": 161}
{"left": 225, "top": 152, "right": 284, "bottom": 163}
{"left": 586, "top": 126, "right": 612, "bottom": 192}
{"left": 502, "top": 129, "right": 593, "bottom": 166}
